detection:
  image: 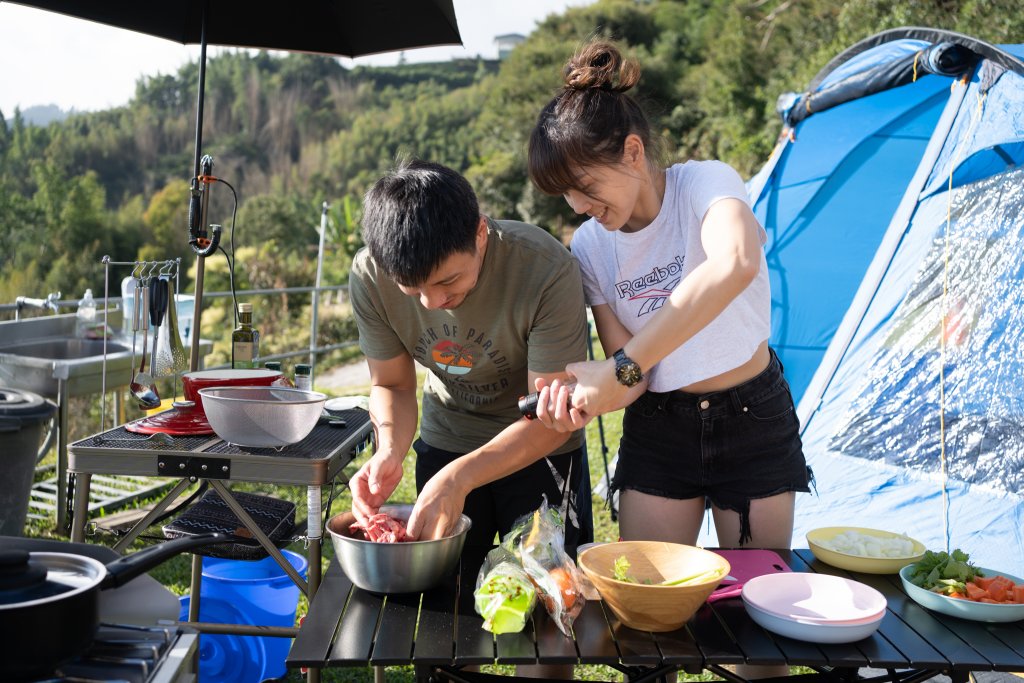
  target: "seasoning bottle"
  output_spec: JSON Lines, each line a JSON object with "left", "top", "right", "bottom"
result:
{"left": 294, "top": 363, "right": 312, "bottom": 391}
{"left": 264, "top": 361, "right": 282, "bottom": 372}
{"left": 231, "top": 303, "right": 260, "bottom": 369}
{"left": 519, "top": 381, "right": 577, "bottom": 419}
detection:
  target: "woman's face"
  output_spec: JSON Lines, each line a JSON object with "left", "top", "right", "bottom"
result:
{"left": 562, "top": 162, "right": 645, "bottom": 232}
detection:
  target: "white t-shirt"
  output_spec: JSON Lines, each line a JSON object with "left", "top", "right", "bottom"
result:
{"left": 570, "top": 160, "right": 770, "bottom": 391}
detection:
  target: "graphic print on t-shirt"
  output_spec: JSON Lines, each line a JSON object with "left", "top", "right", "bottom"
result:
{"left": 431, "top": 339, "right": 474, "bottom": 375}
{"left": 414, "top": 324, "right": 513, "bottom": 407}
{"left": 614, "top": 254, "right": 685, "bottom": 317}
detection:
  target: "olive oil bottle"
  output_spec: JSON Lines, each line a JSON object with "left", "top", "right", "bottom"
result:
{"left": 231, "top": 302, "right": 260, "bottom": 369}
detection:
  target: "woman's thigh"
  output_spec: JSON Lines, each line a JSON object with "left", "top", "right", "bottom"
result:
{"left": 619, "top": 489, "right": 707, "bottom": 544}
{"left": 711, "top": 491, "right": 795, "bottom": 549}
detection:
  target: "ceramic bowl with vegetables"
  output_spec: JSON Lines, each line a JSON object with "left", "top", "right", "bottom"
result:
{"left": 900, "top": 549, "right": 1024, "bottom": 623}
{"left": 806, "top": 526, "right": 925, "bottom": 574}
{"left": 577, "top": 541, "right": 730, "bottom": 632}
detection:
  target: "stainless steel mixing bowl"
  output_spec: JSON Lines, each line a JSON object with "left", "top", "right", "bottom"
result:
{"left": 326, "top": 504, "right": 471, "bottom": 593}
{"left": 198, "top": 386, "right": 326, "bottom": 448}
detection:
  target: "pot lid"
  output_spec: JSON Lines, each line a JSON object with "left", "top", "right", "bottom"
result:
{"left": 124, "top": 400, "right": 214, "bottom": 436}
{"left": 0, "top": 387, "right": 57, "bottom": 423}
{"left": 0, "top": 550, "right": 105, "bottom": 609}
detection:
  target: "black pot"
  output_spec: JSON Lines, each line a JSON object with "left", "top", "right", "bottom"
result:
{"left": 0, "top": 532, "right": 224, "bottom": 680}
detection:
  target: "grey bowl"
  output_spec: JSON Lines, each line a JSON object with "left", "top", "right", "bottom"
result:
{"left": 326, "top": 504, "right": 471, "bottom": 593}
{"left": 198, "top": 386, "right": 326, "bottom": 448}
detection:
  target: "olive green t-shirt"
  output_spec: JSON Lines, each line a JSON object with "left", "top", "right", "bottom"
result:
{"left": 349, "top": 218, "right": 587, "bottom": 454}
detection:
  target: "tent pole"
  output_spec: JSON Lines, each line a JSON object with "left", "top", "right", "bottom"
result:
{"left": 188, "top": 0, "right": 210, "bottom": 373}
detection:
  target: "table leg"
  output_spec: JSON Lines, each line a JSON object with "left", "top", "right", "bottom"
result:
{"left": 70, "top": 472, "right": 92, "bottom": 542}
{"left": 207, "top": 480, "right": 309, "bottom": 594}
{"left": 307, "top": 485, "right": 322, "bottom": 596}
{"left": 188, "top": 553, "right": 203, "bottom": 623}
{"left": 375, "top": 666, "right": 386, "bottom": 683}
{"left": 55, "top": 379, "right": 69, "bottom": 532}
{"left": 306, "top": 485, "right": 323, "bottom": 683}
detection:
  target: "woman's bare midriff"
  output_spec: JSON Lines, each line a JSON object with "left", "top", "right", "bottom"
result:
{"left": 676, "top": 340, "right": 770, "bottom": 394}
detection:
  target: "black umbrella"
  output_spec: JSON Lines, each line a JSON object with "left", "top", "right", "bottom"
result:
{"left": 4, "top": 0, "right": 462, "bottom": 367}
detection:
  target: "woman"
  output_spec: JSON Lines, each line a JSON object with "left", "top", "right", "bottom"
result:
{"left": 526, "top": 40, "right": 812, "bottom": 552}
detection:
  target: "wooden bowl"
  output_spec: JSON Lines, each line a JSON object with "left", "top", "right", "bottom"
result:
{"left": 578, "top": 541, "right": 730, "bottom": 632}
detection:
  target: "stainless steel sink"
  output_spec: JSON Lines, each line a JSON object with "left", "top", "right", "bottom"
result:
{"left": 0, "top": 313, "right": 133, "bottom": 398}
{"left": 0, "top": 338, "right": 129, "bottom": 360}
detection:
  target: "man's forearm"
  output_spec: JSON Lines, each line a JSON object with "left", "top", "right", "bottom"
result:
{"left": 444, "top": 417, "right": 574, "bottom": 495}
{"left": 369, "top": 385, "right": 419, "bottom": 461}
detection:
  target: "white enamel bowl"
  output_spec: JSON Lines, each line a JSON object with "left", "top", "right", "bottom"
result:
{"left": 742, "top": 572, "right": 887, "bottom": 623}
{"left": 743, "top": 597, "right": 884, "bottom": 643}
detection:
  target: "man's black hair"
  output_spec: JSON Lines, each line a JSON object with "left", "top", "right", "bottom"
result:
{"left": 362, "top": 159, "right": 481, "bottom": 286}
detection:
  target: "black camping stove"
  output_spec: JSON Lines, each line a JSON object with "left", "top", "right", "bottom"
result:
{"left": 28, "top": 623, "right": 197, "bottom": 683}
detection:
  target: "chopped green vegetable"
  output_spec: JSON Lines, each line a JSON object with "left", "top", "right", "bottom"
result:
{"left": 475, "top": 565, "right": 536, "bottom": 634}
{"left": 660, "top": 567, "right": 726, "bottom": 586}
{"left": 613, "top": 555, "right": 634, "bottom": 583}
{"left": 906, "top": 549, "right": 984, "bottom": 596}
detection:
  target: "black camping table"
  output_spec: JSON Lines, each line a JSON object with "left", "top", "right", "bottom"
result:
{"left": 288, "top": 547, "right": 1024, "bottom": 683}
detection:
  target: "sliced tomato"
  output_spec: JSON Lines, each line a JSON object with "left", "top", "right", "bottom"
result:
{"left": 964, "top": 582, "right": 988, "bottom": 601}
{"left": 988, "top": 582, "right": 1008, "bottom": 602}
{"left": 1012, "top": 584, "right": 1024, "bottom": 604}
{"left": 974, "top": 576, "right": 997, "bottom": 590}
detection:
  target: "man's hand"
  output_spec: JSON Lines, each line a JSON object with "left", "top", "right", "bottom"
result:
{"left": 350, "top": 452, "right": 405, "bottom": 523}
{"left": 406, "top": 465, "right": 468, "bottom": 541}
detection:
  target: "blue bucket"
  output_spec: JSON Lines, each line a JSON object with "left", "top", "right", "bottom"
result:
{"left": 179, "top": 550, "right": 308, "bottom": 683}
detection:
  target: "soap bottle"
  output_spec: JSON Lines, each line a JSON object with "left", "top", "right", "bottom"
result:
{"left": 76, "top": 289, "right": 96, "bottom": 338}
{"left": 231, "top": 303, "right": 260, "bottom": 369}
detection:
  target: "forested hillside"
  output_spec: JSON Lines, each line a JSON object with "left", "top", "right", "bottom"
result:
{"left": 2, "top": 0, "right": 1021, "bottom": 341}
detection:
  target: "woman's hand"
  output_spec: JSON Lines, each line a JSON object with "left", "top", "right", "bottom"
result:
{"left": 532, "top": 376, "right": 589, "bottom": 432}
{"left": 565, "top": 357, "right": 635, "bottom": 417}
{"left": 350, "top": 452, "right": 405, "bottom": 523}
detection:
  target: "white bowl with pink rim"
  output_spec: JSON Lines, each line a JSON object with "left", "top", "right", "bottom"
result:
{"left": 741, "top": 572, "right": 887, "bottom": 624}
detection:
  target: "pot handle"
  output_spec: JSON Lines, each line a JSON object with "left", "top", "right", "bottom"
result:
{"left": 100, "top": 532, "right": 227, "bottom": 589}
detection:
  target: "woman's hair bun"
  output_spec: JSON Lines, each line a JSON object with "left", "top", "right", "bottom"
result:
{"left": 563, "top": 40, "right": 640, "bottom": 92}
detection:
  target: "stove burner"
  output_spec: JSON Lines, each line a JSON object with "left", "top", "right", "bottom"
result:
{"left": 28, "top": 623, "right": 195, "bottom": 683}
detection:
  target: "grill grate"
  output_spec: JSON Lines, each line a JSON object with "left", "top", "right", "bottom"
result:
{"left": 203, "top": 410, "right": 371, "bottom": 460}
{"left": 76, "top": 426, "right": 214, "bottom": 451}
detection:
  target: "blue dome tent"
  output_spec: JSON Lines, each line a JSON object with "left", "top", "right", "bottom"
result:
{"left": 741, "top": 28, "right": 1024, "bottom": 573}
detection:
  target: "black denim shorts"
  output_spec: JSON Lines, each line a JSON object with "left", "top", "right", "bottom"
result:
{"left": 415, "top": 439, "right": 593, "bottom": 558}
{"left": 612, "top": 348, "right": 811, "bottom": 544}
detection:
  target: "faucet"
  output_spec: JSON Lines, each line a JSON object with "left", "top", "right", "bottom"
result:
{"left": 15, "top": 291, "right": 62, "bottom": 320}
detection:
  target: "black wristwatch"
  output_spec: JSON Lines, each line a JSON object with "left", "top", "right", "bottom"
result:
{"left": 613, "top": 348, "right": 643, "bottom": 387}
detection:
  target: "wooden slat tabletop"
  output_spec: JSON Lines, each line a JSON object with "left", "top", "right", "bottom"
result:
{"left": 289, "top": 547, "right": 1024, "bottom": 680}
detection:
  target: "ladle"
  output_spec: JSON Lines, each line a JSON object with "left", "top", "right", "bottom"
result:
{"left": 129, "top": 278, "right": 160, "bottom": 410}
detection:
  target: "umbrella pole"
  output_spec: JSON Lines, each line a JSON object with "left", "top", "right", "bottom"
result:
{"left": 188, "top": 0, "right": 210, "bottom": 373}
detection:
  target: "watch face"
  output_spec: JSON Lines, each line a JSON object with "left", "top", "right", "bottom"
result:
{"left": 615, "top": 359, "right": 643, "bottom": 387}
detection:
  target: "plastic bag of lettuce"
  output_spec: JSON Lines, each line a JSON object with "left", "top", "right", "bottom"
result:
{"left": 474, "top": 546, "right": 537, "bottom": 634}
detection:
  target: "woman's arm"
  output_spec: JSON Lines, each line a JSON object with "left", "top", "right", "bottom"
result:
{"left": 533, "top": 303, "right": 648, "bottom": 430}
{"left": 567, "top": 198, "right": 763, "bottom": 417}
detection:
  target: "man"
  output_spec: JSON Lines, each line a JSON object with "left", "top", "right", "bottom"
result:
{"left": 348, "top": 159, "right": 592, "bottom": 559}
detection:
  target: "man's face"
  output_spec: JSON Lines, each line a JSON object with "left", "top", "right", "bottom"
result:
{"left": 397, "top": 219, "right": 487, "bottom": 310}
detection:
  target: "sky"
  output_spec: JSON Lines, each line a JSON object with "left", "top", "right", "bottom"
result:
{"left": 0, "top": 0, "right": 594, "bottom": 115}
